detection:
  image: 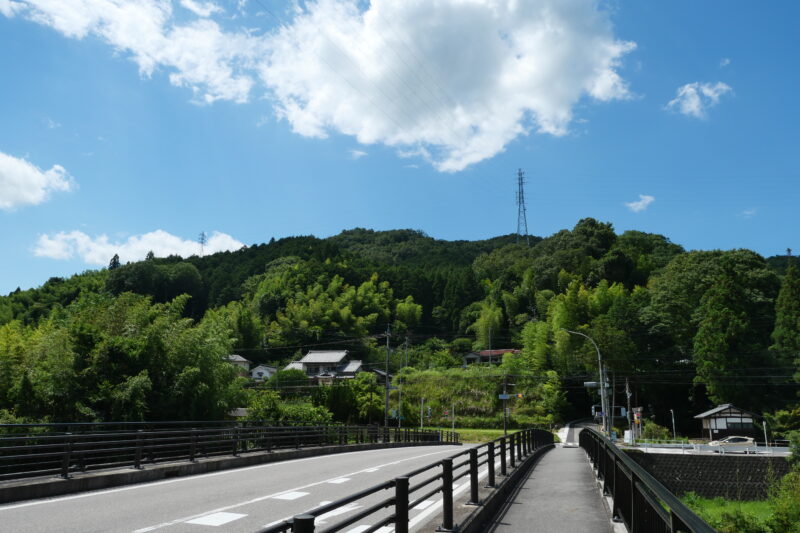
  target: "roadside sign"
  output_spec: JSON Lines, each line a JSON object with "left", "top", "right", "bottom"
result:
{"left": 498, "top": 394, "right": 511, "bottom": 400}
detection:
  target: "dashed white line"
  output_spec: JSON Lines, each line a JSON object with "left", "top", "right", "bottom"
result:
{"left": 272, "top": 491, "right": 309, "bottom": 500}
{"left": 327, "top": 477, "right": 351, "bottom": 484}
{"left": 133, "top": 447, "right": 456, "bottom": 533}
{"left": 413, "top": 500, "right": 435, "bottom": 510}
{"left": 185, "top": 512, "right": 246, "bottom": 526}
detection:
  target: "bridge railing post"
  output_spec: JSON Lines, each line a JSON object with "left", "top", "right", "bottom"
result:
{"left": 395, "top": 476, "right": 409, "bottom": 533}
{"left": 467, "top": 448, "right": 480, "bottom": 505}
{"left": 134, "top": 429, "right": 143, "bottom": 469}
{"left": 509, "top": 433, "right": 516, "bottom": 469}
{"left": 486, "top": 441, "right": 496, "bottom": 488}
{"left": 60, "top": 433, "right": 73, "bottom": 479}
{"left": 292, "top": 513, "right": 315, "bottom": 533}
{"left": 500, "top": 437, "right": 507, "bottom": 476}
{"left": 516, "top": 431, "right": 522, "bottom": 460}
{"left": 440, "top": 457, "right": 454, "bottom": 531}
{"left": 190, "top": 428, "right": 197, "bottom": 462}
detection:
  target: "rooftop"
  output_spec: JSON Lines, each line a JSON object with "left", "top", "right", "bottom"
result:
{"left": 299, "top": 350, "right": 350, "bottom": 363}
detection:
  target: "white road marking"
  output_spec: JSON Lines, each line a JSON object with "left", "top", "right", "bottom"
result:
{"left": 412, "top": 500, "right": 435, "bottom": 510}
{"left": 132, "top": 448, "right": 456, "bottom": 532}
{"left": 364, "top": 468, "right": 380, "bottom": 472}
{"left": 185, "top": 512, "right": 246, "bottom": 526}
{"left": 0, "top": 446, "right": 457, "bottom": 513}
{"left": 407, "top": 460, "right": 497, "bottom": 531}
{"left": 272, "top": 491, "right": 308, "bottom": 500}
{"left": 316, "top": 502, "right": 362, "bottom": 524}
{"left": 327, "top": 477, "right": 351, "bottom": 484}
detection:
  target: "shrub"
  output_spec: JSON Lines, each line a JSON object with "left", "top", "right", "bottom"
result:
{"left": 641, "top": 419, "right": 671, "bottom": 440}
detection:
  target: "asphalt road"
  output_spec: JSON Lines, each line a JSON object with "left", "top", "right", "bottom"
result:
{"left": 0, "top": 445, "right": 464, "bottom": 533}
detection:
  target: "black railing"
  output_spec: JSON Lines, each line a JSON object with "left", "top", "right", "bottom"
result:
{"left": 257, "top": 428, "right": 554, "bottom": 533}
{"left": 0, "top": 421, "right": 457, "bottom": 481}
{"left": 580, "top": 428, "right": 715, "bottom": 533}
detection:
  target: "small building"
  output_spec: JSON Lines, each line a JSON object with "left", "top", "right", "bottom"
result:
{"left": 250, "top": 364, "right": 277, "bottom": 382}
{"left": 462, "top": 349, "right": 520, "bottom": 366}
{"left": 226, "top": 354, "right": 252, "bottom": 377}
{"left": 283, "top": 350, "right": 364, "bottom": 384}
{"left": 694, "top": 404, "right": 760, "bottom": 440}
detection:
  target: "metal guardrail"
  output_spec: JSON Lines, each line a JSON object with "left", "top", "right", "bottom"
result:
{"left": 256, "top": 428, "right": 555, "bottom": 533}
{"left": 580, "top": 428, "right": 715, "bottom": 533}
{"left": 0, "top": 421, "right": 457, "bottom": 481}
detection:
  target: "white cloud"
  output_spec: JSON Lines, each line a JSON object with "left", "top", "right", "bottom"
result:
{"left": 179, "top": 0, "right": 220, "bottom": 18}
{"left": 5, "top": 0, "right": 636, "bottom": 171}
{"left": 33, "top": 229, "right": 244, "bottom": 264}
{"left": 261, "top": 0, "right": 635, "bottom": 171}
{"left": 0, "top": 151, "right": 73, "bottom": 210}
{"left": 7, "top": 0, "right": 258, "bottom": 104}
{"left": 0, "top": 0, "right": 24, "bottom": 17}
{"left": 45, "top": 117, "right": 61, "bottom": 129}
{"left": 625, "top": 194, "right": 655, "bottom": 213}
{"left": 665, "top": 81, "right": 732, "bottom": 119}
{"left": 740, "top": 208, "right": 756, "bottom": 219}
{"left": 719, "top": 57, "right": 731, "bottom": 68}
{"left": 349, "top": 149, "right": 367, "bottom": 160}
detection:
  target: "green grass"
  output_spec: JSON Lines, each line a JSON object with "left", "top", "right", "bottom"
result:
{"left": 682, "top": 493, "right": 773, "bottom": 527}
{"left": 424, "top": 427, "right": 521, "bottom": 443}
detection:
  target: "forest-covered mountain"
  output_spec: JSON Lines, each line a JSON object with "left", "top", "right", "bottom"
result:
{"left": 1, "top": 220, "right": 798, "bottom": 436}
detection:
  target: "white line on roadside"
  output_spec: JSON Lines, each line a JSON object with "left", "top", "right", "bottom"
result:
{"left": 327, "top": 477, "right": 351, "bottom": 484}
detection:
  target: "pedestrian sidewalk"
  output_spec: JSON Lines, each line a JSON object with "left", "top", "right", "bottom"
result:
{"left": 486, "top": 445, "right": 613, "bottom": 532}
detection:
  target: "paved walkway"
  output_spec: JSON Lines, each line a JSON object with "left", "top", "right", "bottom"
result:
{"left": 487, "top": 440, "right": 612, "bottom": 532}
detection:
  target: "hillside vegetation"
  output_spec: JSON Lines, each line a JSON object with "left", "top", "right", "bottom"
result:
{"left": 1, "top": 221, "right": 798, "bottom": 436}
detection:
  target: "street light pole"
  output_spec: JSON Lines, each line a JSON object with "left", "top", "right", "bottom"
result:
{"left": 563, "top": 329, "right": 609, "bottom": 435}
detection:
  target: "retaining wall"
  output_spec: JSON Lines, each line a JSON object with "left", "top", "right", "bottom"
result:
{"left": 625, "top": 451, "right": 790, "bottom": 500}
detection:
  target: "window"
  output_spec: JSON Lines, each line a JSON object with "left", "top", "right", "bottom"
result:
{"left": 728, "top": 422, "right": 753, "bottom": 430}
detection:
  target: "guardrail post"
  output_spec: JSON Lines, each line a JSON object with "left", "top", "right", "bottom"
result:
{"left": 439, "top": 458, "right": 454, "bottom": 531}
{"left": 134, "top": 429, "right": 143, "bottom": 469}
{"left": 500, "top": 437, "right": 507, "bottom": 476}
{"left": 190, "top": 429, "right": 197, "bottom": 462}
{"left": 395, "top": 476, "right": 409, "bottom": 533}
{"left": 467, "top": 448, "right": 480, "bottom": 505}
{"left": 486, "top": 441, "right": 496, "bottom": 487}
{"left": 516, "top": 431, "right": 523, "bottom": 459}
{"left": 509, "top": 433, "right": 516, "bottom": 468}
{"left": 292, "top": 513, "right": 315, "bottom": 533}
{"left": 61, "top": 433, "right": 73, "bottom": 479}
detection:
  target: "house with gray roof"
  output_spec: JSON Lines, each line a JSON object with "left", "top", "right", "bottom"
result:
{"left": 283, "top": 350, "right": 364, "bottom": 384}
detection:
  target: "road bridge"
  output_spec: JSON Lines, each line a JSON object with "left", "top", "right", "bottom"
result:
{"left": 0, "top": 424, "right": 715, "bottom": 533}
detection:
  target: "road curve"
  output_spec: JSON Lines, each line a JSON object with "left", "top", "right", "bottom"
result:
{"left": 0, "top": 444, "right": 463, "bottom": 533}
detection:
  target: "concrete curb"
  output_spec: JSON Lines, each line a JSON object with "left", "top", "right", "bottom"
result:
{"left": 0, "top": 441, "right": 458, "bottom": 505}
{"left": 457, "top": 443, "right": 555, "bottom": 533}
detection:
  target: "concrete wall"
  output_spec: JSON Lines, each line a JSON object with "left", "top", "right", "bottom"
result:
{"left": 625, "top": 451, "right": 790, "bottom": 500}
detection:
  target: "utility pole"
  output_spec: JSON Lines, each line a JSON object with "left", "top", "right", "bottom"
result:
{"left": 516, "top": 169, "right": 530, "bottom": 245}
{"left": 398, "top": 338, "right": 408, "bottom": 428}
{"left": 384, "top": 324, "right": 391, "bottom": 432}
{"left": 563, "top": 329, "right": 609, "bottom": 434}
{"left": 503, "top": 374, "right": 508, "bottom": 436}
{"left": 625, "top": 378, "right": 632, "bottom": 431}
{"left": 670, "top": 409, "right": 677, "bottom": 440}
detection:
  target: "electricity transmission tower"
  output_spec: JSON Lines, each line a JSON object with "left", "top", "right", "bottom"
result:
{"left": 516, "top": 169, "right": 529, "bottom": 245}
{"left": 198, "top": 231, "right": 207, "bottom": 257}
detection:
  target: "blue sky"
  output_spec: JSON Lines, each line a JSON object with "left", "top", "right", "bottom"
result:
{"left": 1, "top": 1, "right": 798, "bottom": 294}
